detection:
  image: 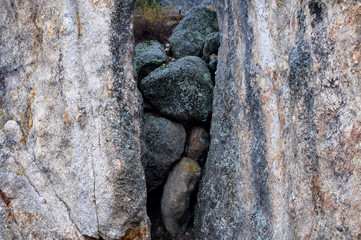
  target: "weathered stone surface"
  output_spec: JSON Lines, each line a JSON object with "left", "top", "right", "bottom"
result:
{"left": 155, "top": 0, "right": 214, "bottom": 15}
{"left": 135, "top": 40, "right": 168, "bottom": 80}
{"left": 169, "top": 7, "right": 218, "bottom": 58}
{"left": 0, "top": 1, "right": 149, "bottom": 239}
{"left": 195, "top": 1, "right": 361, "bottom": 239}
{"left": 186, "top": 127, "right": 209, "bottom": 162}
{"left": 202, "top": 32, "right": 220, "bottom": 62}
{"left": 3, "top": 120, "right": 22, "bottom": 144}
{"left": 140, "top": 56, "right": 213, "bottom": 123}
{"left": 161, "top": 157, "right": 201, "bottom": 237}
{"left": 142, "top": 113, "right": 186, "bottom": 191}
{"left": 0, "top": 131, "right": 5, "bottom": 146}
{"left": 208, "top": 57, "right": 218, "bottom": 74}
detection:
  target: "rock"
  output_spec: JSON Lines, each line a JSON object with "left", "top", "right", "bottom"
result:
{"left": 169, "top": 7, "right": 218, "bottom": 58}
{"left": 195, "top": 1, "right": 361, "bottom": 240}
{"left": 203, "top": 32, "right": 220, "bottom": 62}
{"left": 208, "top": 57, "right": 218, "bottom": 74}
{"left": 140, "top": 56, "right": 213, "bottom": 123}
{"left": 0, "top": 130, "right": 6, "bottom": 146}
{"left": 142, "top": 113, "right": 186, "bottom": 191}
{"left": 3, "top": 120, "right": 23, "bottom": 144}
{"left": 155, "top": 0, "right": 214, "bottom": 15}
{"left": 0, "top": 1, "right": 149, "bottom": 239}
{"left": 161, "top": 157, "right": 201, "bottom": 237}
{"left": 135, "top": 40, "right": 168, "bottom": 80}
{"left": 186, "top": 127, "right": 210, "bottom": 162}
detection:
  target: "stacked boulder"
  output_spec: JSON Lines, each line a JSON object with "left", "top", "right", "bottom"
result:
{"left": 135, "top": 6, "right": 219, "bottom": 239}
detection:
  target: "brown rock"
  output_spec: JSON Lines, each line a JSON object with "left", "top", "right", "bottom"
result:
{"left": 161, "top": 157, "right": 201, "bottom": 237}
{"left": 186, "top": 127, "right": 209, "bottom": 162}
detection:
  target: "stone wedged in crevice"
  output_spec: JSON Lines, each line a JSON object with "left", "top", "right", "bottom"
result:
{"left": 135, "top": 6, "right": 219, "bottom": 238}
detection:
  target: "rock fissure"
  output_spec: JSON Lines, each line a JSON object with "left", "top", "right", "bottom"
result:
{"left": 135, "top": 5, "right": 216, "bottom": 239}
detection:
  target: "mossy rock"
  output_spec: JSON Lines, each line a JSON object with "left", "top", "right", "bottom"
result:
{"left": 169, "top": 7, "right": 218, "bottom": 58}
{"left": 135, "top": 40, "right": 168, "bottom": 80}
{"left": 139, "top": 56, "right": 213, "bottom": 123}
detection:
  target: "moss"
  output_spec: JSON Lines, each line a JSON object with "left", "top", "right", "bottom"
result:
{"left": 144, "top": 40, "right": 153, "bottom": 46}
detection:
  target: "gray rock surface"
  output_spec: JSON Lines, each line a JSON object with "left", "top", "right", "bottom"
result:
{"left": 155, "top": 0, "right": 214, "bottom": 15}
{"left": 169, "top": 7, "right": 218, "bottom": 58}
{"left": 203, "top": 32, "right": 220, "bottom": 62}
{"left": 208, "top": 57, "right": 218, "bottom": 74}
{"left": 195, "top": 0, "right": 361, "bottom": 239}
{"left": 135, "top": 40, "right": 168, "bottom": 80}
{"left": 186, "top": 127, "right": 209, "bottom": 162}
{"left": 161, "top": 157, "right": 201, "bottom": 237}
{"left": 142, "top": 113, "right": 186, "bottom": 191}
{"left": 140, "top": 56, "right": 213, "bottom": 123}
{"left": 3, "top": 120, "right": 22, "bottom": 144}
{"left": 0, "top": 1, "right": 149, "bottom": 239}
{"left": 0, "top": 131, "right": 5, "bottom": 146}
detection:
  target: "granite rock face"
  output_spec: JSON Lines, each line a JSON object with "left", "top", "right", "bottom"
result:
{"left": 140, "top": 56, "right": 213, "bottom": 123}
{"left": 195, "top": 0, "right": 361, "bottom": 239}
{"left": 169, "top": 7, "right": 218, "bottom": 59}
{"left": 0, "top": 1, "right": 149, "bottom": 239}
{"left": 161, "top": 157, "right": 201, "bottom": 237}
{"left": 135, "top": 40, "right": 168, "bottom": 80}
{"left": 142, "top": 113, "right": 186, "bottom": 192}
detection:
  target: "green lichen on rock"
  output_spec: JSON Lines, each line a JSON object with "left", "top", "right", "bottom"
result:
{"left": 135, "top": 40, "right": 168, "bottom": 80}
{"left": 169, "top": 7, "right": 218, "bottom": 58}
{"left": 140, "top": 56, "right": 213, "bottom": 123}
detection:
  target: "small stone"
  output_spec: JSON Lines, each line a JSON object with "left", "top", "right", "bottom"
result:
{"left": 135, "top": 40, "right": 168, "bottom": 80}
{"left": 142, "top": 113, "right": 186, "bottom": 191}
{"left": 161, "top": 157, "right": 202, "bottom": 237}
{"left": 186, "top": 127, "right": 210, "bottom": 162}
{"left": 3, "top": 120, "right": 23, "bottom": 144}
{"left": 203, "top": 32, "right": 220, "bottom": 62}
{"left": 208, "top": 57, "right": 218, "bottom": 74}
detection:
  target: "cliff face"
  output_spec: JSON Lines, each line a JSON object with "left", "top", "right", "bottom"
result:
{"left": 196, "top": 0, "right": 360, "bottom": 239}
{"left": 1, "top": 0, "right": 360, "bottom": 239}
{"left": 0, "top": 0, "right": 148, "bottom": 239}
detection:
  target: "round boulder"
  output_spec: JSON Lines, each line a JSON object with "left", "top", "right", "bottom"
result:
{"left": 141, "top": 113, "right": 186, "bottom": 191}
{"left": 169, "top": 7, "right": 218, "bottom": 58}
{"left": 140, "top": 56, "right": 213, "bottom": 123}
{"left": 135, "top": 40, "right": 168, "bottom": 80}
{"left": 161, "top": 157, "right": 202, "bottom": 237}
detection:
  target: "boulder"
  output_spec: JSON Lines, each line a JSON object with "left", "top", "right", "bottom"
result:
{"left": 161, "top": 157, "right": 201, "bottom": 237}
{"left": 135, "top": 40, "right": 168, "bottom": 80}
{"left": 203, "top": 32, "right": 220, "bottom": 62}
{"left": 186, "top": 127, "right": 210, "bottom": 162}
{"left": 142, "top": 113, "right": 186, "bottom": 191}
{"left": 140, "top": 56, "right": 213, "bottom": 123}
{"left": 169, "top": 7, "right": 218, "bottom": 58}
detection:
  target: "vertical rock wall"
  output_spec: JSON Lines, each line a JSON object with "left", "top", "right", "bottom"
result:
{"left": 196, "top": 0, "right": 360, "bottom": 239}
{"left": 0, "top": 0, "right": 149, "bottom": 239}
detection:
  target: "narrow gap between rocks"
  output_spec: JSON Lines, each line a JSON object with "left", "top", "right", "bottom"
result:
{"left": 133, "top": 2, "right": 219, "bottom": 239}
